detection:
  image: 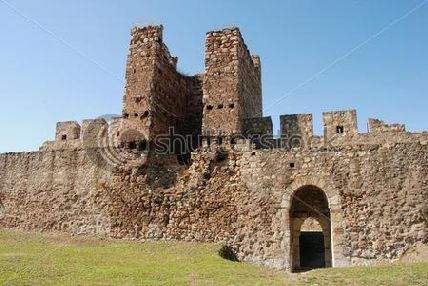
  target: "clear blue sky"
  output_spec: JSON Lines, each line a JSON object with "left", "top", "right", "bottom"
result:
{"left": 0, "top": 0, "right": 427, "bottom": 152}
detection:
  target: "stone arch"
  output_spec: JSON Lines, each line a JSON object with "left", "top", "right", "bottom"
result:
{"left": 281, "top": 176, "right": 348, "bottom": 270}
{"left": 282, "top": 176, "right": 341, "bottom": 209}
{"left": 289, "top": 185, "right": 332, "bottom": 270}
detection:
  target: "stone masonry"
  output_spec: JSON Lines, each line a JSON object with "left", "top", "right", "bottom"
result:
{"left": 1, "top": 25, "right": 427, "bottom": 272}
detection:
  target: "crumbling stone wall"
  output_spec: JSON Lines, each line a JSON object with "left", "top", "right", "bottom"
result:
{"left": 1, "top": 137, "right": 427, "bottom": 270}
{"left": 183, "top": 74, "right": 204, "bottom": 138}
{"left": 368, "top": 118, "right": 406, "bottom": 133}
{"left": 0, "top": 151, "right": 111, "bottom": 234}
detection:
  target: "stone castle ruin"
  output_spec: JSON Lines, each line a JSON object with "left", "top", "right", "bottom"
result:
{"left": 0, "top": 25, "right": 427, "bottom": 271}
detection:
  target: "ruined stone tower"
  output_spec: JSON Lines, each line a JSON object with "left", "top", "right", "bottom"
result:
{"left": 121, "top": 25, "right": 203, "bottom": 146}
{"left": 120, "top": 25, "right": 266, "bottom": 149}
{"left": 202, "top": 28, "right": 263, "bottom": 137}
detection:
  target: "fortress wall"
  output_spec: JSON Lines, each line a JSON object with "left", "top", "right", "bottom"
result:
{"left": 1, "top": 140, "right": 426, "bottom": 270}
{"left": 0, "top": 151, "right": 111, "bottom": 235}
{"left": 121, "top": 25, "right": 200, "bottom": 141}
{"left": 149, "top": 41, "right": 193, "bottom": 137}
{"left": 239, "top": 142, "right": 428, "bottom": 267}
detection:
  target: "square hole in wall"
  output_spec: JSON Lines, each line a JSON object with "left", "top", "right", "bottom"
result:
{"left": 217, "top": 104, "right": 224, "bottom": 109}
{"left": 61, "top": 134, "right": 67, "bottom": 141}
{"left": 290, "top": 162, "right": 295, "bottom": 168}
{"left": 336, "top": 126, "right": 344, "bottom": 134}
{"left": 206, "top": 105, "right": 213, "bottom": 110}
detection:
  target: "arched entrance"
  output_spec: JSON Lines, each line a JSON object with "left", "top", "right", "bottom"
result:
{"left": 290, "top": 185, "right": 332, "bottom": 271}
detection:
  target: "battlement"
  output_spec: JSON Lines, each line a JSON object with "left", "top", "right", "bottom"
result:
{"left": 244, "top": 116, "right": 273, "bottom": 136}
{"left": 368, "top": 118, "right": 406, "bottom": 133}
{"left": 40, "top": 25, "right": 427, "bottom": 154}
{"left": 323, "top": 110, "right": 358, "bottom": 140}
{"left": 280, "top": 114, "right": 313, "bottom": 145}
{"left": 55, "top": 121, "right": 81, "bottom": 141}
{"left": 130, "top": 25, "right": 163, "bottom": 43}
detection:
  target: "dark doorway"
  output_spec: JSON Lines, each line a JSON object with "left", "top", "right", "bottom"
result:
{"left": 290, "top": 185, "right": 332, "bottom": 271}
{"left": 299, "top": 231, "right": 325, "bottom": 269}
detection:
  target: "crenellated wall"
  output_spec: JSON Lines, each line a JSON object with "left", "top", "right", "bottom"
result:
{"left": 1, "top": 137, "right": 427, "bottom": 270}
{"left": 280, "top": 114, "right": 313, "bottom": 147}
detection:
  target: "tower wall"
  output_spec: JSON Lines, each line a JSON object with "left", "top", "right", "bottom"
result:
{"left": 122, "top": 25, "right": 202, "bottom": 143}
{"left": 202, "top": 28, "right": 262, "bottom": 136}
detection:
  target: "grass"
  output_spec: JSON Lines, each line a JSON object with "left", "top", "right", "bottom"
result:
{"left": 0, "top": 230, "right": 427, "bottom": 286}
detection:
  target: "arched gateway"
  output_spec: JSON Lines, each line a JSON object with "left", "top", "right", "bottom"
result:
{"left": 290, "top": 186, "right": 332, "bottom": 271}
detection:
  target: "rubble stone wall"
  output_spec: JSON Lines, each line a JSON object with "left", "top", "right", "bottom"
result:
{"left": 202, "top": 28, "right": 262, "bottom": 136}
{"left": 1, "top": 139, "right": 427, "bottom": 270}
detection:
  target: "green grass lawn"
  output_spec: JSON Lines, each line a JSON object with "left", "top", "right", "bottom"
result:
{"left": 0, "top": 230, "right": 427, "bottom": 286}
